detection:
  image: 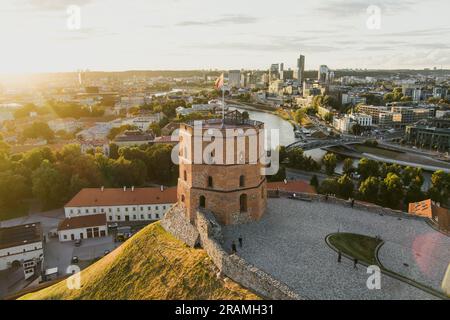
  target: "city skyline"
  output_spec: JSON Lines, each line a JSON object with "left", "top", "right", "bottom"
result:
{"left": 1, "top": 0, "right": 450, "bottom": 74}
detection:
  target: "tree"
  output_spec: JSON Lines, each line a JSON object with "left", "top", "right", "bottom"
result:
{"left": 294, "top": 109, "right": 305, "bottom": 124}
{"left": 310, "top": 174, "right": 319, "bottom": 190}
{"left": 428, "top": 170, "right": 450, "bottom": 205}
{"left": 22, "top": 122, "right": 55, "bottom": 141}
{"left": 380, "top": 163, "right": 402, "bottom": 179}
{"left": 358, "top": 176, "right": 379, "bottom": 204}
{"left": 0, "top": 140, "right": 10, "bottom": 156}
{"left": 242, "top": 111, "right": 250, "bottom": 120}
{"left": 405, "top": 179, "right": 426, "bottom": 205}
{"left": 378, "top": 173, "right": 404, "bottom": 209}
{"left": 21, "top": 147, "right": 56, "bottom": 171}
{"left": 109, "top": 143, "right": 120, "bottom": 160}
{"left": 401, "top": 166, "right": 423, "bottom": 187}
{"left": 111, "top": 157, "right": 147, "bottom": 187}
{"left": 287, "top": 147, "right": 320, "bottom": 171}
{"left": 322, "top": 153, "right": 337, "bottom": 176}
{"left": 149, "top": 123, "right": 161, "bottom": 137}
{"left": 13, "top": 103, "right": 48, "bottom": 119}
{"left": 32, "top": 161, "right": 67, "bottom": 209}
{"left": 351, "top": 123, "right": 363, "bottom": 136}
{"left": 324, "top": 112, "right": 333, "bottom": 124}
{"left": 319, "top": 178, "right": 339, "bottom": 196}
{"left": 0, "top": 171, "right": 28, "bottom": 209}
{"left": 357, "top": 158, "right": 379, "bottom": 180}
{"left": 337, "top": 175, "right": 354, "bottom": 199}
{"left": 342, "top": 158, "right": 355, "bottom": 175}
{"left": 146, "top": 144, "right": 177, "bottom": 184}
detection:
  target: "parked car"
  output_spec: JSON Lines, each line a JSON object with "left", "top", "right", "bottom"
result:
{"left": 104, "top": 250, "right": 110, "bottom": 256}
{"left": 71, "top": 256, "right": 79, "bottom": 264}
{"left": 74, "top": 239, "right": 82, "bottom": 247}
{"left": 108, "top": 223, "right": 119, "bottom": 229}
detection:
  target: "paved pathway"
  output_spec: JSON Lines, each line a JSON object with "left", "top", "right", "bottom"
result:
{"left": 222, "top": 198, "right": 450, "bottom": 300}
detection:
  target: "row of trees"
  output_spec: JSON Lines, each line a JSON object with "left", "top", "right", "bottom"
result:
{"left": 273, "top": 146, "right": 449, "bottom": 210}
{"left": 313, "top": 154, "right": 450, "bottom": 209}
{"left": 14, "top": 102, "right": 106, "bottom": 120}
{"left": 0, "top": 143, "right": 177, "bottom": 217}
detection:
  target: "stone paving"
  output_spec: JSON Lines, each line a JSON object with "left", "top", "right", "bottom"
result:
{"left": 222, "top": 198, "right": 450, "bottom": 300}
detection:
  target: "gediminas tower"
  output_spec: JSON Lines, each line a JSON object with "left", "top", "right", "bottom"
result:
{"left": 177, "top": 111, "right": 267, "bottom": 225}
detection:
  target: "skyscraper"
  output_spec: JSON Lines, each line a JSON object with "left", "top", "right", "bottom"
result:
{"left": 296, "top": 55, "right": 305, "bottom": 85}
{"left": 228, "top": 70, "right": 241, "bottom": 88}
{"left": 318, "top": 65, "right": 329, "bottom": 83}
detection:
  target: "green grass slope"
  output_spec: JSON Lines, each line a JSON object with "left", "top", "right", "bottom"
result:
{"left": 20, "top": 222, "right": 259, "bottom": 300}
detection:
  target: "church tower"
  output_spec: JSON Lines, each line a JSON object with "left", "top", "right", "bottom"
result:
{"left": 177, "top": 111, "right": 267, "bottom": 225}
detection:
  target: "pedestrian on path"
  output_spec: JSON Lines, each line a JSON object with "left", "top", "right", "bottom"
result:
{"left": 238, "top": 236, "right": 243, "bottom": 248}
{"left": 231, "top": 241, "right": 237, "bottom": 254}
{"left": 353, "top": 258, "right": 358, "bottom": 269}
{"left": 338, "top": 251, "right": 342, "bottom": 263}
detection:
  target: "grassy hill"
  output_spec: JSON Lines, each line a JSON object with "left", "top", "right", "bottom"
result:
{"left": 20, "top": 222, "right": 259, "bottom": 300}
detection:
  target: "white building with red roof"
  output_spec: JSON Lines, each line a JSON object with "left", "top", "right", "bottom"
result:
{"left": 64, "top": 186, "right": 177, "bottom": 223}
{"left": 58, "top": 186, "right": 177, "bottom": 242}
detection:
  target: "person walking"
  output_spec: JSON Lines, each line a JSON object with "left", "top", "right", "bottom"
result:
{"left": 353, "top": 258, "right": 358, "bottom": 269}
{"left": 231, "top": 241, "right": 237, "bottom": 254}
{"left": 338, "top": 251, "right": 342, "bottom": 263}
{"left": 238, "top": 236, "right": 243, "bottom": 248}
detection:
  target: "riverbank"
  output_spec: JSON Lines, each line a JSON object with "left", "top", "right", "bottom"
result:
{"left": 227, "top": 99, "right": 298, "bottom": 129}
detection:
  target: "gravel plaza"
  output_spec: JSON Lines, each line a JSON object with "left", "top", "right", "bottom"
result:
{"left": 222, "top": 198, "right": 450, "bottom": 300}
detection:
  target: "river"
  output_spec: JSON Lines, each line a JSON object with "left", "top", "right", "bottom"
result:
{"left": 230, "top": 106, "right": 298, "bottom": 146}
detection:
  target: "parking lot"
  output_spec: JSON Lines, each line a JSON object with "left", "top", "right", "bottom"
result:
{"left": 44, "top": 236, "right": 118, "bottom": 274}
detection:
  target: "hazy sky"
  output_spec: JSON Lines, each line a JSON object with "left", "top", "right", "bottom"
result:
{"left": 1, "top": 0, "right": 449, "bottom": 74}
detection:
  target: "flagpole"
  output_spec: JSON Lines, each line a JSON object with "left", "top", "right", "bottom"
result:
{"left": 222, "top": 86, "right": 225, "bottom": 122}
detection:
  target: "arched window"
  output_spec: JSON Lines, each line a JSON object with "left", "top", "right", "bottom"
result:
{"left": 184, "top": 170, "right": 187, "bottom": 181}
{"left": 239, "top": 175, "right": 245, "bottom": 187}
{"left": 208, "top": 176, "right": 213, "bottom": 188}
{"left": 240, "top": 194, "right": 247, "bottom": 213}
{"left": 181, "top": 195, "right": 185, "bottom": 202}
{"left": 199, "top": 196, "right": 206, "bottom": 208}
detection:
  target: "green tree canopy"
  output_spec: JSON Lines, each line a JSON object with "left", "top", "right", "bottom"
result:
{"left": 322, "top": 153, "right": 337, "bottom": 176}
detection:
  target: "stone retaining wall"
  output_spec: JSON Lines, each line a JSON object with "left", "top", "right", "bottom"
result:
{"left": 268, "top": 190, "right": 426, "bottom": 221}
{"left": 161, "top": 205, "right": 200, "bottom": 247}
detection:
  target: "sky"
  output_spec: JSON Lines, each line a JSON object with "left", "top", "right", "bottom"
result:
{"left": 0, "top": 0, "right": 449, "bottom": 74}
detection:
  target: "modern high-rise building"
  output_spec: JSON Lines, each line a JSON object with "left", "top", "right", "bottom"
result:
{"left": 296, "top": 55, "right": 305, "bottom": 84}
{"left": 318, "top": 65, "right": 329, "bottom": 83}
{"left": 228, "top": 70, "right": 241, "bottom": 88}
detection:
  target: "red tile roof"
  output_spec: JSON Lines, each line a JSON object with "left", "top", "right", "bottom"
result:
{"left": 0, "top": 223, "right": 42, "bottom": 250}
{"left": 65, "top": 187, "right": 177, "bottom": 208}
{"left": 267, "top": 180, "right": 316, "bottom": 194}
{"left": 58, "top": 214, "right": 106, "bottom": 231}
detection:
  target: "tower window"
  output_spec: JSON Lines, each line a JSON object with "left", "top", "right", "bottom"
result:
{"left": 240, "top": 194, "right": 248, "bottom": 213}
{"left": 239, "top": 175, "right": 245, "bottom": 187}
{"left": 208, "top": 176, "right": 213, "bottom": 188}
{"left": 184, "top": 170, "right": 187, "bottom": 181}
{"left": 199, "top": 196, "right": 206, "bottom": 209}
{"left": 181, "top": 195, "right": 185, "bottom": 202}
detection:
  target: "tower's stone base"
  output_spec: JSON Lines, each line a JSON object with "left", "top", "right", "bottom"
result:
{"left": 161, "top": 205, "right": 199, "bottom": 247}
